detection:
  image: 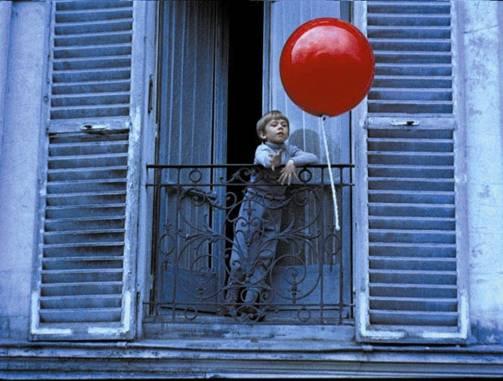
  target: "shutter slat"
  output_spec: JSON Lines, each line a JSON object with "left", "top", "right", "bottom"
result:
{"left": 369, "top": 179, "right": 454, "bottom": 192}
{"left": 40, "top": 295, "right": 122, "bottom": 309}
{"left": 369, "top": 283, "right": 457, "bottom": 298}
{"left": 53, "top": 56, "right": 131, "bottom": 70}
{"left": 48, "top": 183, "right": 127, "bottom": 195}
{"left": 369, "top": 203, "right": 454, "bottom": 218}
{"left": 53, "top": 44, "right": 131, "bottom": 59}
{"left": 52, "top": 93, "right": 130, "bottom": 107}
{"left": 53, "top": 68, "right": 131, "bottom": 83}
{"left": 369, "top": 216, "right": 455, "bottom": 230}
{"left": 48, "top": 167, "right": 128, "bottom": 182}
{"left": 369, "top": 229, "right": 456, "bottom": 244}
{"left": 40, "top": 308, "right": 122, "bottom": 323}
{"left": 55, "top": 19, "right": 133, "bottom": 35}
{"left": 54, "top": 31, "right": 132, "bottom": 47}
{"left": 370, "top": 38, "right": 451, "bottom": 52}
{"left": 369, "top": 310, "right": 457, "bottom": 326}
{"left": 369, "top": 137, "right": 454, "bottom": 149}
{"left": 369, "top": 190, "right": 455, "bottom": 204}
{"left": 52, "top": 80, "right": 130, "bottom": 95}
{"left": 368, "top": 127, "right": 453, "bottom": 139}
{"left": 368, "top": 14, "right": 450, "bottom": 27}
{"left": 51, "top": 105, "right": 130, "bottom": 119}
{"left": 40, "top": 294, "right": 121, "bottom": 311}
{"left": 368, "top": 164, "right": 454, "bottom": 178}
{"left": 370, "top": 88, "right": 451, "bottom": 101}
{"left": 49, "top": 138, "right": 128, "bottom": 153}
{"left": 367, "top": 2, "right": 450, "bottom": 15}
{"left": 368, "top": 151, "right": 453, "bottom": 166}
{"left": 375, "top": 63, "right": 451, "bottom": 76}
{"left": 370, "top": 256, "right": 456, "bottom": 271}
{"left": 370, "top": 297, "right": 457, "bottom": 312}
{"left": 372, "top": 76, "right": 452, "bottom": 89}
{"left": 375, "top": 51, "right": 451, "bottom": 64}
{"left": 44, "top": 230, "right": 126, "bottom": 245}
{"left": 42, "top": 269, "right": 123, "bottom": 283}
{"left": 40, "top": 282, "right": 123, "bottom": 297}
{"left": 47, "top": 190, "right": 127, "bottom": 205}
{"left": 369, "top": 102, "right": 452, "bottom": 114}
{"left": 368, "top": 26, "right": 450, "bottom": 39}
{"left": 369, "top": 269, "right": 457, "bottom": 285}
{"left": 48, "top": 152, "right": 128, "bottom": 167}
{"left": 42, "top": 256, "right": 124, "bottom": 270}
{"left": 56, "top": 9, "right": 132, "bottom": 24}
{"left": 56, "top": 1, "right": 132, "bottom": 12}
{"left": 43, "top": 244, "right": 124, "bottom": 259}
{"left": 369, "top": 243, "right": 456, "bottom": 258}
{"left": 44, "top": 241, "right": 126, "bottom": 250}
{"left": 45, "top": 222, "right": 125, "bottom": 233}
{"left": 46, "top": 204, "right": 126, "bottom": 219}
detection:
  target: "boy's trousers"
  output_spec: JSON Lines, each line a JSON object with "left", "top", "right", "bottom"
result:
{"left": 228, "top": 189, "right": 285, "bottom": 303}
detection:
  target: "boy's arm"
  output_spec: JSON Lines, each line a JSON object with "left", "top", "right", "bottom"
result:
{"left": 255, "top": 145, "right": 284, "bottom": 170}
{"left": 287, "top": 145, "right": 319, "bottom": 166}
{"left": 254, "top": 144, "right": 273, "bottom": 167}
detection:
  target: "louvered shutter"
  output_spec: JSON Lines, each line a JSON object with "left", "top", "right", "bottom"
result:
{"left": 30, "top": 0, "right": 142, "bottom": 340}
{"left": 354, "top": 0, "right": 469, "bottom": 343}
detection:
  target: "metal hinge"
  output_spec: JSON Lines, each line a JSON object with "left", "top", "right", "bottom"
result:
{"left": 391, "top": 120, "right": 420, "bottom": 127}
{"left": 148, "top": 75, "right": 154, "bottom": 114}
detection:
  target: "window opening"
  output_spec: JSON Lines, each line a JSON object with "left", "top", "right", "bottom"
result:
{"left": 147, "top": 0, "right": 353, "bottom": 326}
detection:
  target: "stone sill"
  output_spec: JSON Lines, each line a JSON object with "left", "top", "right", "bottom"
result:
{"left": 2, "top": 339, "right": 503, "bottom": 378}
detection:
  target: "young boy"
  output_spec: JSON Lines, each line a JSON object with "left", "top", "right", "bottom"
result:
{"left": 224, "top": 110, "right": 318, "bottom": 318}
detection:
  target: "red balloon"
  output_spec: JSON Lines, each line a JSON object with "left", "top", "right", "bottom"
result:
{"left": 280, "top": 18, "right": 375, "bottom": 117}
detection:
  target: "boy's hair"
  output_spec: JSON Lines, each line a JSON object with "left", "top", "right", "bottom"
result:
{"left": 256, "top": 110, "right": 289, "bottom": 139}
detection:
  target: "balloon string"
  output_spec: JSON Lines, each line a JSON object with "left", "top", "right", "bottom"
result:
{"left": 320, "top": 116, "right": 340, "bottom": 231}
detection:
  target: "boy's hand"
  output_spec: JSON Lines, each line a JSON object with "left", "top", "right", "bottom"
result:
{"left": 279, "top": 159, "right": 299, "bottom": 185}
{"left": 269, "top": 150, "right": 283, "bottom": 171}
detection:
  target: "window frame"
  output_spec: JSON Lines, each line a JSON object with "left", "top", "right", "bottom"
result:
{"left": 140, "top": 0, "right": 356, "bottom": 340}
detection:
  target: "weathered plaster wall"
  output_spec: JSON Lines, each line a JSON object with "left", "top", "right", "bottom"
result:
{"left": 0, "top": 2, "right": 48, "bottom": 339}
{"left": 0, "top": 0, "right": 502, "bottom": 348}
{"left": 462, "top": 1, "right": 503, "bottom": 343}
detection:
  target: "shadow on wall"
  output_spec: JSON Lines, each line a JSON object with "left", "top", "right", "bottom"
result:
{"left": 289, "top": 128, "right": 321, "bottom": 160}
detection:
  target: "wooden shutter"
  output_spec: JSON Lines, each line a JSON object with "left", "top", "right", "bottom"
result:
{"left": 154, "top": 0, "right": 227, "bottom": 311}
{"left": 30, "top": 0, "right": 142, "bottom": 340}
{"left": 354, "top": 0, "right": 469, "bottom": 343}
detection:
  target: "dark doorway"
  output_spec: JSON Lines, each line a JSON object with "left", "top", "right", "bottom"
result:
{"left": 224, "top": 0, "right": 265, "bottom": 308}
{"left": 226, "top": 0, "right": 264, "bottom": 164}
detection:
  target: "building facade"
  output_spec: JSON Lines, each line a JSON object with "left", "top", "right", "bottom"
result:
{"left": 1, "top": 0, "right": 503, "bottom": 377}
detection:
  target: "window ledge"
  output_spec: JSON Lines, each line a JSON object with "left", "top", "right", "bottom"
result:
{"left": 2, "top": 339, "right": 503, "bottom": 378}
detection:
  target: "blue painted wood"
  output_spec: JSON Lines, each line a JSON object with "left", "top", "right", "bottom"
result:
{"left": 266, "top": 0, "right": 351, "bottom": 316}
{"left": 50, "top": 1, "right": 133, "bottom": 121}
{"left": 360, "top": 0, "right": 466, "bottom": 338}
{"left": 156, "top": 1, "right": 226, "bottom": 311}
{"left": 367, "top": 0, "right": 453, "bottom": 115}
{"left": 31, "top": 0, "right": 139, "bottom": 340}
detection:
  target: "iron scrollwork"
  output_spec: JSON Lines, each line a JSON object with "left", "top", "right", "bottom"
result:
{"left": 147, "top": 164, "right": 353, "bottom": 325}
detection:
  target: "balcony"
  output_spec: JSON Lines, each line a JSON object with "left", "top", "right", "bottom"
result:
{"left": 146, "top": 163, "right": 353, "bottom": 325}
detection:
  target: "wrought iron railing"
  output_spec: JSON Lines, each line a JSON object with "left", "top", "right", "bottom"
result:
{"left": 146, "top": 164, "right": 353, "bottom": 325}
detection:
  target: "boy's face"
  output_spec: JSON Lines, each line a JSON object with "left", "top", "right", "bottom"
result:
{"left": 260, "top": 118, "right": 289, "bottom": 144}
